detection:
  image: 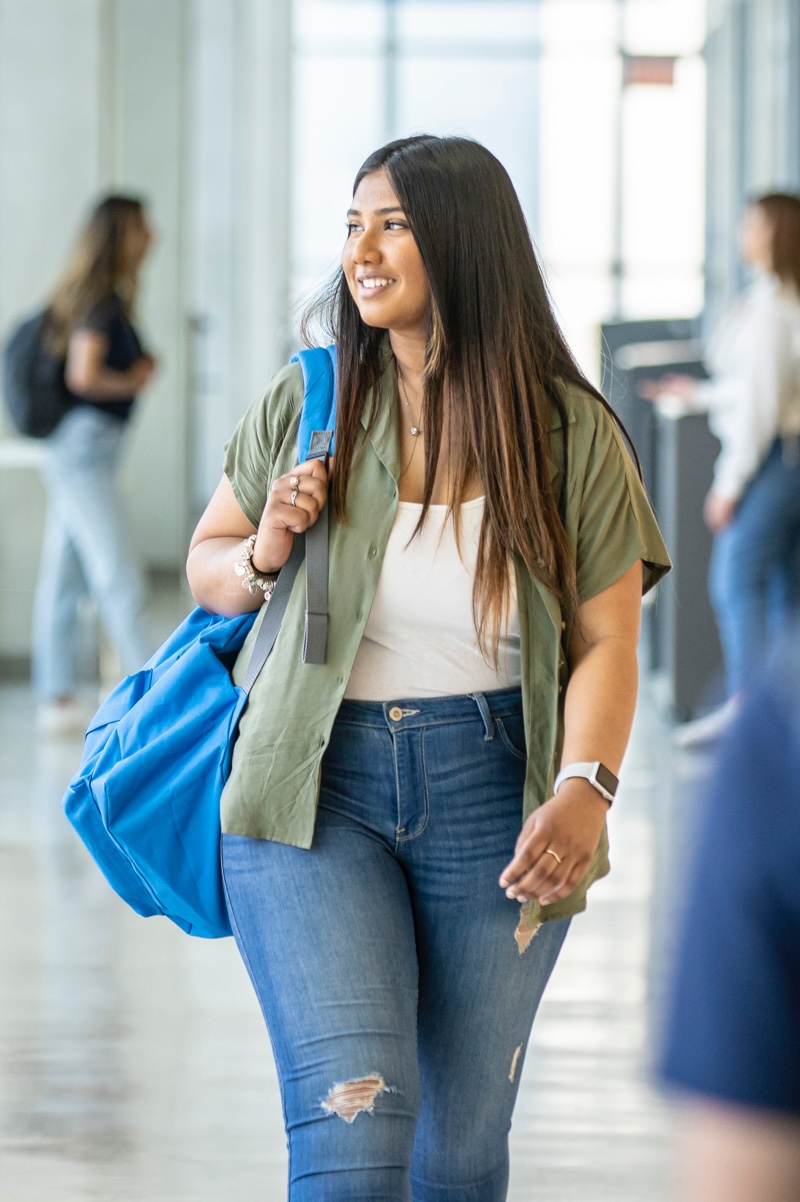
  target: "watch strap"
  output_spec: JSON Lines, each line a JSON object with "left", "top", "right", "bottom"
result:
{"left": 553, "top": 761, "right": 618, "bottom": 804}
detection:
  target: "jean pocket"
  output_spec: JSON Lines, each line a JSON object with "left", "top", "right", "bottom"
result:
{"left": 495, "top": 713, "right": 527, "bottom": 761}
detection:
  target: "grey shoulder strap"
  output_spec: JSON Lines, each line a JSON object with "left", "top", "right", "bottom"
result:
{"left": 240, "top": 429, "right": 333, "bottom": 695}
{"left": 302, "top": 430, "right": 333, "bottom": 665}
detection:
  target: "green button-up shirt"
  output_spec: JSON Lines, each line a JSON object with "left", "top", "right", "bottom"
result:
{"left": 221, "top": 348, "right": 671, "bottom": 929}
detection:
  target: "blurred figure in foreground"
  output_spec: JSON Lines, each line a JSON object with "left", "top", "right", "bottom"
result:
{"left": 641, "top": 194, "right": 800, "bottom": 745}
{"left": 659, "top": 630, "right": 800, "bottom": 1202}
{"left": 34, "top": 195, "right": 157, "bottom": 734}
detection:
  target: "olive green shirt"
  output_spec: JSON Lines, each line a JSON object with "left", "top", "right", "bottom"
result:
{"left": 221, "top": 349, "right": 671, "bottom": 930}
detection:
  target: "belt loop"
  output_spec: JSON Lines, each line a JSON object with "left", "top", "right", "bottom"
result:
{"left": 470, "top": 692, "right": 494, "bottom": 741}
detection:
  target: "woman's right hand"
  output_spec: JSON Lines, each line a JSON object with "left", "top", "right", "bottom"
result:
{"left": 252, "top": 459, "right": 331, "bottom": 574}
{"left": 637, "top": 374, "right": 698, "bottom": 407}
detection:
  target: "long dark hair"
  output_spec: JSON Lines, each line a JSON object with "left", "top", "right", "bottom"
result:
{"left": 47, "top": 194, "right": 148, "bottom": 355}
{"left": 304, "top": 135, "right": 629, "bottom": 654}
{"left": 751, "top": 192, "right": 800, "bottom": 292}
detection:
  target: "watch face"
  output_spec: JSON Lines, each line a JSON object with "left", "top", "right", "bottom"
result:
{"left": 595, "top": 763, "right": 618, "bottom": 796}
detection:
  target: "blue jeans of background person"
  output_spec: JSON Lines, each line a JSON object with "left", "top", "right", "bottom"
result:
{"left": 32, "top": 405, "right": 150, "bottom": 700}
{"left": 222, "top": 689, "right": 570, "bottom": 1202}
{"left": 709, "top": 438, "right": 800, "bottom": 697}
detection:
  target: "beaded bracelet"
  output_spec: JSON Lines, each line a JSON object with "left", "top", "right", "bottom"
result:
{"left": 234, "top": 534, "right": 278, "bottom": 598}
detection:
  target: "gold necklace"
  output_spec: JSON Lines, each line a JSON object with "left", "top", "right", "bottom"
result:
{"left": 397, "top": 370, "right": 423, "bottom": 437}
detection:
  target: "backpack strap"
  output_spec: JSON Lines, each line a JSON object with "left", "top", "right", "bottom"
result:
{"left": 240, "top": 347, "right": 337, "bottom": 691}
{"left": 292, "top": 345, "right": 337, "bottom": 463}
{"left": 292, "top": 346, "right": 336, "bottom": 664}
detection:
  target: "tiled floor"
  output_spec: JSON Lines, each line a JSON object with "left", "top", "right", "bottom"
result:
{"left": 0, "top": 645, "right": 708, "bottom": 1201}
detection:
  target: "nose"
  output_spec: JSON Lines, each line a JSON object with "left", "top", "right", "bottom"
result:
{"left": 351, "top": 226, "right": 381, "bottom": 265}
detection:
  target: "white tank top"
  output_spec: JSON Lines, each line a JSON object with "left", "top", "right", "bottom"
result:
{"left": 345, "top": 496, "right": 522, "bottom": 701}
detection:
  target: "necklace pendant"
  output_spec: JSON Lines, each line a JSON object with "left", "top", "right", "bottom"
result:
{"left": 410, "top": 426, "right": 422, "bottom": 437}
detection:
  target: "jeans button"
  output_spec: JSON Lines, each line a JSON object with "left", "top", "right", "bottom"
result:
{"left": 389, "top": 706, "right": 403, "bottom": 722}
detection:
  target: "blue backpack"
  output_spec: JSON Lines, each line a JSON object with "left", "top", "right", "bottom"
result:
{"left": 62, "top": 347, "right": 337, "bottom": 939}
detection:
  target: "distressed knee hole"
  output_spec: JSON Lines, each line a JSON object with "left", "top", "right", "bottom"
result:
{"left": 514, "top": 915, "right": 542, "bottom": 954}
{"left": 321, "top": 1073, "right": 391, "bottom": 1123}
{"left": 508, "top": 1044, "right": 523, "bottom": 1083}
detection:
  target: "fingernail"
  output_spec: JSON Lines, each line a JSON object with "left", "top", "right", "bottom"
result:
{"left": 505, "top": 888, "right": 517, "bottom": 899}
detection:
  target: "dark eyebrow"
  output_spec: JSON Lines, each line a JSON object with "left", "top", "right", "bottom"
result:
{"left": 346, "top": 206, "right": 405, "bottom": 217}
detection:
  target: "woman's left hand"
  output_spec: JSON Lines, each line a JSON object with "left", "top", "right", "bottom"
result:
{"left": 499, "top": 780, "right": 609, "bottom": 906}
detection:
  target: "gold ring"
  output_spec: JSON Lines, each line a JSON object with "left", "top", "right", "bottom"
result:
{"left": 544, "top": 848, "right": 562, "bottom": 865}
{"left": 290, "top": 475, "right": 300, "bottom": 487}
{"left": 290, "top": 488, "right": 299, "bottom": 507}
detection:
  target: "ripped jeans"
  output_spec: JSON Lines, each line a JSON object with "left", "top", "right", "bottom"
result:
{"left": 222, "top": 688, "right": 570, "bottom": 1202}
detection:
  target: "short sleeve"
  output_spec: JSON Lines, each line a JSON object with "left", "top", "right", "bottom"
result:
{"left": 570, "top": 401, "right": 671, "bottom": 604}
{"left": 77, "top": 296, "right": 120, "bottom": 335}
{"left": 223, "top": 363, "right": 304, "bottom": 528}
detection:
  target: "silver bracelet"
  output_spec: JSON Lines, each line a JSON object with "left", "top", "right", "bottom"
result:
{"left": 234, "top": 534, "right": 278, "bottom": 598}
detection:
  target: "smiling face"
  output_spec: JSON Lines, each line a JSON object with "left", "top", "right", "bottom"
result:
{"left": 342, "top": 170, "right": 431, "bottom": 340}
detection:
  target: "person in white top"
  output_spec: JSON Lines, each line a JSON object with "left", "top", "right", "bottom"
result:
{"left": 642, "top": 193, "right": 800, "bottom": 744}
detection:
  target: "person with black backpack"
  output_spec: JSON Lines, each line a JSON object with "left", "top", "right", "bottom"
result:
{"left": 25, "top": 195, "right": 157, "bottom": 734}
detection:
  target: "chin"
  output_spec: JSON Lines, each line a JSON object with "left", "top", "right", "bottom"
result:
{"left": 355, "top": 309, "right": 390, "bottom": 330}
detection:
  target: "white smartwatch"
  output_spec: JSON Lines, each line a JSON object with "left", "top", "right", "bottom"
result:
{"left": 553, "top": 761, "right": 618, "bottom": 805}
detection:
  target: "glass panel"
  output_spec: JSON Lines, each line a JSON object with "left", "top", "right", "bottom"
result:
{"left": 538, "top": 51, "right": 620, "bottom": 267}
{"left": 623, "top": 0, "right": 706, "bottom": 56}
{"left": 398, "top": 1, "right": 539, "bottom": 45}
{"left": 293, "top": 0, "right": 386, "bottom": 50}
{"left": 290, "top": 52, "right": 386, "bottom": 303}
{"left": 540, "top": 0, "right": 619, "bottom": 49}
{"left": 543, "top": 273, "right": 616, "bottom": 384}
{"left": 620, "top": 57, "right": 706, "bottom": 280}
{"left": 620, "top": 271, "right": 704, "bottom": 319}
{"left": 396, "top": 57, "right": 539, "bottom": 222}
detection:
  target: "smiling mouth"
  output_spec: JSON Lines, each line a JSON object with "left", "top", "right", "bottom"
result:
{"left": 358, "top": 277, "right": 395, "bottom": 291}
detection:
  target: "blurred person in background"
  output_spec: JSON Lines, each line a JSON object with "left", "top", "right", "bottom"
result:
{"left": 659, "top": 628, "right": 800, "bottom": 1202}
{"left": 641, "top": 193, "right": 800, "bottom": 745}
{"left": 34, "top": 195, "right": 157, "bottom": 734}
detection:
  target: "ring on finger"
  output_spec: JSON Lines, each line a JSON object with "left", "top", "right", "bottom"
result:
{"left": 290, "top": 488, "right": 299, "bottom": 507}
{"left": 290, "top": 475, "right": 300, "bottom": 487}
{"left": 544, "top": 847, "right": 562, "bottom": 865}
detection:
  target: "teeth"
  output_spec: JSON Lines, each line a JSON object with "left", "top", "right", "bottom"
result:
{"left": 361, "top": 277, "right": 392, "bottom": 289}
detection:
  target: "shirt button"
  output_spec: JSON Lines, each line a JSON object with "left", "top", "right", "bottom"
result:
{"left": 389, "top": 706, "right": 403, "bottom": 722}
{"left": 368, "top": 546, "right": 377, "bottom": 559}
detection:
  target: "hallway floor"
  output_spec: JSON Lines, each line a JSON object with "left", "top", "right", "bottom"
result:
{"left": 0, "top": 665, "right": 708, "bottom": 1201}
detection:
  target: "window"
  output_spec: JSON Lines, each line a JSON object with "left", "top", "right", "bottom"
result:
{"left": 291, "top": 0, "right": 706, "bottom": 381}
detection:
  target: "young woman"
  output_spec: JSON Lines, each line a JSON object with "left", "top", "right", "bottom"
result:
{"left": 188, "top": 135, "right": 670, "bottom": 1201}
{"left": 643, "top": 193, "right": 800, "bottom": 745}
{"left": 34, "top": 195, "right": 157, "bottom": 733}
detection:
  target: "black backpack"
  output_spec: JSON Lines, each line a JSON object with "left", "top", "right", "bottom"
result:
{"left": 3, "top": 310, "right": 75, "bottom": 438}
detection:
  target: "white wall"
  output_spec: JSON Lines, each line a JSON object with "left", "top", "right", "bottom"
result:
{"left": 0, "top": 0, "right": 194, "bottom": 658}
{"left": 186, "top": 0, "right": 293, "bottom": 518}
{"left": 0, "top": 0, "right": 105, "bottom": 658}
{"left": 110, "top": 0, "right": 190, "bottom": 568}
{"left": 0, "top": 0, "right": 295, "bottom": 661}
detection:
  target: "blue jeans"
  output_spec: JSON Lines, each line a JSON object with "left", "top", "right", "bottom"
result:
{"left": 222, "top": 689, "right": 570, "bottom": 1202}
{"left": 710, "top": 439, "right": 800, "bottom": 696}
{"left": 32, "top": 406, "right": 150, "bottom": 700}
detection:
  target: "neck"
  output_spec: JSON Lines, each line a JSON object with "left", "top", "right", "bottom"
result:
{"left": 389, "top": 328, "right": 427, "bottom": 393}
